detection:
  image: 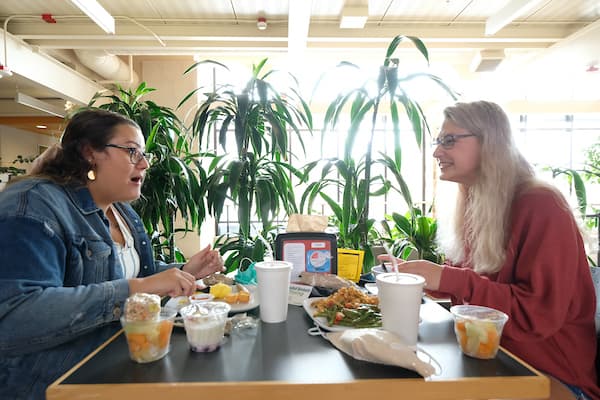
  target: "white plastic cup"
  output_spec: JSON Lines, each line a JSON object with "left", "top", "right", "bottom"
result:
{"left": 376, "top": 272, "right": 425, "bottom": 349}
{"left": 254, "top": 260, "right": 293, "bottom": 323}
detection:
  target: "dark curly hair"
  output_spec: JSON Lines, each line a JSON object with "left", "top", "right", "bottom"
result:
{"left": 38, "top": 109, "right": 140, "bottom": 185}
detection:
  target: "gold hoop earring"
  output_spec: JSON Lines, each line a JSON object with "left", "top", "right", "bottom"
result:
{"left": 87, "top": 169, "right": 96, "bottom": 181}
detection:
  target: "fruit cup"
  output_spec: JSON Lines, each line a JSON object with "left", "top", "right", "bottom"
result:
{"left": 450, "top": 305, "right": 509, "bottom": 359}
{"left": 120, "top": 308, "right": 176, "bottom": 363}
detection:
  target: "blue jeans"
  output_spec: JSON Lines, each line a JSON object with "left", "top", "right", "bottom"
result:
{"left": 565, "top": 383, "right": 592, "bottom": 400}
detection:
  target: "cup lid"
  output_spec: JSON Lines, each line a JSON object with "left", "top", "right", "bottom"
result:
{"left": 450, "top": 304, "right": 508, "bottom": 323}
{"left": 180, "top": 301, "right": 231, "bottom": 318}
{"left": 254, "top": 260, "right": 292, "bottom": 270}
{"left": 376, "top": 272, "right": 425, "bottom": 285}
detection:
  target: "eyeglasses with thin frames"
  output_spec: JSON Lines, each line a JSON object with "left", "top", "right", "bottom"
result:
{"left": 104, "top": 144, "right": 153, "bottom": 164}
{"left": 432, "top": 134, "right": 477, "bottom": 149}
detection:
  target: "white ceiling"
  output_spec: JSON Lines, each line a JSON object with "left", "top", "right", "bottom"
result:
{"left": 0, "top": 0, "right": 599, "bottom": 120}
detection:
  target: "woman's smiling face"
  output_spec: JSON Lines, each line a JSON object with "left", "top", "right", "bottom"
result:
{"left": 433, "top": 119, "right": 481, "bottom": 187}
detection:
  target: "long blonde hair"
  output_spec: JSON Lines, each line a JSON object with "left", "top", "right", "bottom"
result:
{"left": 437, "top": 101, "right": 535, "bottom": 274}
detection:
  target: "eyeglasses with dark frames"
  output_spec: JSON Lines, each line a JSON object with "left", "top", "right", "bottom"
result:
{"left": 432, "top": 134, "right": 477, "bottom": 149}
{"left": 104, "top": 144, "right": 153, "bottom": 164}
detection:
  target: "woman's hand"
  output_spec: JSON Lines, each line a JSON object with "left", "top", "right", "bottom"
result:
{"left": 181, "top": 245, "right": 225, "bottom": 279}
{"left": 129, "top": 268, "right": 197, "bottom": 297}
{"left": 377, "top": 255, "right": 444, "bottom": 291}
{"left": 30, "top": 143, "right": 61, "bottom": 175}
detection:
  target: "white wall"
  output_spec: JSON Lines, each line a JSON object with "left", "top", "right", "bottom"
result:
{"left": 0, "top": 125, "right": 58, "bottom": 172}
{"left": 0, "top": 125, "right": 58, "bottom": 190}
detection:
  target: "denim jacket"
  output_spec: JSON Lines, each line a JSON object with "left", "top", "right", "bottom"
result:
{"left": 0, "top": 178, "right": 172, "bottom": 399}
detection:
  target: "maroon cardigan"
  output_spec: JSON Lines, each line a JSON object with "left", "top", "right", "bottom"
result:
{"left": 437, "top": 186, "right": 599, "bottom": 399}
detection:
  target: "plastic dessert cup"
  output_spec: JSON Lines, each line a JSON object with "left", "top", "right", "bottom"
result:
{"left": 180, "top": 302, "right": 231, "bottom": 352}
{"left": 120, "top": 308, "right": 176, "bottom": 363}
{"left": 450, "top": 305, "right": 509, "bottom": 359}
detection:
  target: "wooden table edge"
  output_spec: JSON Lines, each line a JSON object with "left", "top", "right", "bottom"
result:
{"left": 47, "top": 374, "right": 549, "bottom": 400}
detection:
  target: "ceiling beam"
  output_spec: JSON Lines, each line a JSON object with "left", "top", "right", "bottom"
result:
{"left": 287, "top": 0, "right": 313, "bottom": 68}
{"left": 485, "top": 0, "right": 547, "bottom": 36}
{"left": 0, "top": 29, "right": 106, "bottom": 105}
{"left": 9, "top": 19, "right": 577, "bottom": 43}
{"left": 516, "top": 18, "right": 600, "bottom": 74}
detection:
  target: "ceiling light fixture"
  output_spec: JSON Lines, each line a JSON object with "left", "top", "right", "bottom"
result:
{"left": 340, "top": 4, "right": 368, "bottom": 29}
{"left": 68, "top": 0, "right": 115, "bottom": 34}
{"left": 470, "top": 49, "right": 506, "bottom": 72}
{"left": 485, "top": 0, "right": 545, "bottom": 36}
{"left": 15, "top": 93, "right": 66, "bottom": 118}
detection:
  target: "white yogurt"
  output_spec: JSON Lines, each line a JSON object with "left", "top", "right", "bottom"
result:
{"left": 179, "top": 302, "right": 230, "bottom": 352}
{"left": 185, "top": 319, "right": 227, "bottom": 352}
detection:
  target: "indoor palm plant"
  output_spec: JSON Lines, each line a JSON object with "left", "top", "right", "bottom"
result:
{"left": 547, "top": 140, "right": 599, "bottom": 266}
{"left": 376, "top": 152, "right": 443, "bottom": 263}
{"left": 180, "top": 58, "right": 313, "bottom": 271}
{"left": 302, "top": 35, "right": 456, "bottom": 269}
{"left": 87, "top": 82, "right": 210, "bottom": 262}
{"left": 379, "top": 209, "right": 443, "bottom": 263}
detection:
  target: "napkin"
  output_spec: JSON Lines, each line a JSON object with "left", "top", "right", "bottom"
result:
{"left": 326, "top": 329, "right": 436, "bottom": 378}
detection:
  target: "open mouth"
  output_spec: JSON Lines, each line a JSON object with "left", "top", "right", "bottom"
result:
{"left": 131, "top": 176, "right": 143, "bottom": 184}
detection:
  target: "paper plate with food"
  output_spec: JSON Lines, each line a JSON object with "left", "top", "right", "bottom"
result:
{"left": 303, "top": 286, "right": 381, "bottom": 332}
{"left": 208, "top": 281, "right": 259, "bottom": 313}
{"left": 164, "top": 273, "right": 259, "bottom": 316}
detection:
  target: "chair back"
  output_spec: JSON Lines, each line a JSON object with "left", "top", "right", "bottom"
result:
{"left": 591, "top": 266, "right": 600, "bottom": 385}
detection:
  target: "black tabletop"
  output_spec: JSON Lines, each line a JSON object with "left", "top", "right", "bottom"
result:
{"left": 61, "top": 299, "right": 533, "bottom": 386}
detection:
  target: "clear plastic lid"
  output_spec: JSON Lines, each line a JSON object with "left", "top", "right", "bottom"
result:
{"left": 180, "top": 301, "right": 231, "bottom": 321}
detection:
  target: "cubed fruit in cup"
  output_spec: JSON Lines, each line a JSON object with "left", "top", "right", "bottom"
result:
{"left": 450, "top": 305, "right": 508, "bottom": 359}
{"left": 120, "top": 309, "right": 176, "bottom": 363}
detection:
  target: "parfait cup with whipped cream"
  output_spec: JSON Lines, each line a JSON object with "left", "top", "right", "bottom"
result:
{"left": 180, "top": 302, "right": 231, "bottom": 352}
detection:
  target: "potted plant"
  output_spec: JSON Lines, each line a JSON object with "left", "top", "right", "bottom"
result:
{"left": 546, "top": 140, "right": 599, "bottom": 266}
{"left": 0, "top": 155, "right": 37, "bottom": 190}
{"left": 300, "top": 157, "right": 389, "bottom": 255}
{"left": 302, "top": 35, "right": 457, "bottom": 269}
{"left": 180, "top": 58, "right": 313, "bottom": 271}
{"left": 87, "top": 82, "right": 210, "bottom": 262}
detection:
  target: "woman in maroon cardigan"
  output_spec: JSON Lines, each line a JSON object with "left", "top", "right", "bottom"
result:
{"left": 384, "top": 101, "right": 599, "bottom": 399}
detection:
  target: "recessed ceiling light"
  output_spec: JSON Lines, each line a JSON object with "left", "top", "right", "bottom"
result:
{"left": 340, "top": 5, "right": 368, "bottom": 29}
{"left": 36, "top": 125, "right": 48, "bottom": 129}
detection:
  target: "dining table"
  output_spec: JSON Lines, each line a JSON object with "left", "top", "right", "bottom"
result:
{"left": 47, "top": 297, "right": 550, "bottom": 400}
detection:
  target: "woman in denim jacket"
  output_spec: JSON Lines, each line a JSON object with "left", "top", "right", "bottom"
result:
{"left": 0, "top": 109, "right": 224, "bottom": 399}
